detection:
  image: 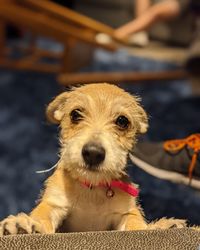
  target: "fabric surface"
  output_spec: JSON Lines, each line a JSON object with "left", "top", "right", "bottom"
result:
{"left": 0, "top": 229, "right": 200, "bottom": 250}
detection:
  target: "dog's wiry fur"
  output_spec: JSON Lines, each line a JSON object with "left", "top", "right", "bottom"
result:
{"left": 0, "top": 83, "right": 186, "bottom": 235}
{"left": 48, "top": 83, "right": 148, "bottom": 186}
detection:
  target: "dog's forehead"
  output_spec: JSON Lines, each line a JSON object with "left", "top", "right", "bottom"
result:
{"left": 72, "top": 83, "right": 134, "bottom": 104}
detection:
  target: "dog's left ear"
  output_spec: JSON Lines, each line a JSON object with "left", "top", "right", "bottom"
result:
{"left": 136, "top": 105, "right": 148, "bottom": 134}
{"left": 46, "top": 92, "right": 69, "bottom": 124}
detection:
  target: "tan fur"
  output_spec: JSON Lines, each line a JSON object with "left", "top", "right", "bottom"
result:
{"left": 0, "top": 83, "right": 186, "bottom": 235}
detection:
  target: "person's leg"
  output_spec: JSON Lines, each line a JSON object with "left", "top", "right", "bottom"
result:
{"left": 128, "top": 0, "right": 151, "bottom": 46}
{"left": 115, "top": 0, "right": 181, "bottom": 39}
{"left": 135, "top": 0, "right": 151, "bottom": 17}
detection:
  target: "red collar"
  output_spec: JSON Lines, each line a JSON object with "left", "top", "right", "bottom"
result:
{"left": 81, "top": 180, "right": 139, "bottom": 197}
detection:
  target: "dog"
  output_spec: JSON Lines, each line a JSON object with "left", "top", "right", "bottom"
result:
{"left": 0, "top": 83, "right": 186, "bottom": 235}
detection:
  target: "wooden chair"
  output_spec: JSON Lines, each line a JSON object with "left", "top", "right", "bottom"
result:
{"left": 0, "top": 0, "right": 120, "bottom": 74}
{"left": 0, "top": 0, "right": 187, "bottom": 85}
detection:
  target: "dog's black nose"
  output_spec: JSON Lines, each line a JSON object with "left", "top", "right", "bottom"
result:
{"left": 82, "top": 142, "right": 105, "bottom": 168}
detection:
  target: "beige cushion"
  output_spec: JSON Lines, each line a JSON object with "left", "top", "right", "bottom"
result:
{"left": 0, "top": 229, "right": 200, "bottom": 250}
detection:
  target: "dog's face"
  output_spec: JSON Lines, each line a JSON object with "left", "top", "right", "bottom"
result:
{"left": 47, "top": 83, "right": 148, "bottom": 184}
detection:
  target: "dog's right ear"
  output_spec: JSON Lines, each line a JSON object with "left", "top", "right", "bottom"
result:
{"left": 137, "top": 105, "right": 149, "bottom": 134}
{"left": 46, "top": 92, "right": 69, "bottom": 124}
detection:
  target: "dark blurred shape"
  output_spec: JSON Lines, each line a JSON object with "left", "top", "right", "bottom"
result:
{"left": 186, "top": 36, "right": 200, "bottom": 76}
{"left": 52, "top": 0, "right": 76, "bottom": 9}
{"left": 6, "top": 25, "right": 21, "bottom": 39}
{"left": 190, "top": 0, "right": 200, "bottom": 14}
{"left": 185, "top": 0, "right": 200, "bottom": 76}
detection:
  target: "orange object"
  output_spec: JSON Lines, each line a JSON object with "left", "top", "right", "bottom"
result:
{"left": 164, "top": 134, "right": 200, "bottom": 184}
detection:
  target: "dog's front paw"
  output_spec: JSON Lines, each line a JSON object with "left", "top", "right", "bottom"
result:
{"left": 0, "top": 213, "right": 45, "bottom": 236}
{"left": 148, "top": 217, "right": 187, "bottom": 230}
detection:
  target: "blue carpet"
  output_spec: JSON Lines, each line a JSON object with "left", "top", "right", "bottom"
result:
{"left": 0, "top": 49, "right": 200, "bottom": 225}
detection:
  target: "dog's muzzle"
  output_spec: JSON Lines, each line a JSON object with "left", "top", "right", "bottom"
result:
{"left": 82, "top": 142, "right": 105, "bottom": 170}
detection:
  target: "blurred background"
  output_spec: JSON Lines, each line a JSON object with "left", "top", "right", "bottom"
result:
{"left": 0, "top": 0, "right": 200, "bottom": 225}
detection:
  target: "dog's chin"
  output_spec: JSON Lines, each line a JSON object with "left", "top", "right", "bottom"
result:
{"left": 65, "top": 161, "right": 125, "bottom": 185}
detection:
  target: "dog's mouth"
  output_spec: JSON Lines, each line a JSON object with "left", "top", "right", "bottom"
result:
{"left": 84, "top": 164, "right": 101, "bottom": 172}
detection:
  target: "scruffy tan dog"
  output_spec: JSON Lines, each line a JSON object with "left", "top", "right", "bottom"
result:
{"left": 0, "top": 83, "right": 186, "bottom": 235}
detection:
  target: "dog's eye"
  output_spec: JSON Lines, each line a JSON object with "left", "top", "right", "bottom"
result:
{"left": 70, "top": 109, "right": 83, "bottom": 123}
{"left": 116, "top": 116, "right": 129, "bottom": 129}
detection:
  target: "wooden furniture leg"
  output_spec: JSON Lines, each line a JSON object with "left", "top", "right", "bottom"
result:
{"left": 62, "top": 38, "right": 76, "bottom": 73}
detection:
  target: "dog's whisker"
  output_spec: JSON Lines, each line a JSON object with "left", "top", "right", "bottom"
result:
{"left": 36, "top": 163, "right": 58, "bottom": 174}
{"left": 36, "top": 156, "right": 65, "bottom": 174}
